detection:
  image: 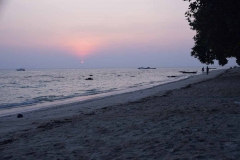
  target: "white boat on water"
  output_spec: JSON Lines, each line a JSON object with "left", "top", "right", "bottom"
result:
{"left": 16, "top": 68, "right": 25, "bottom": 71}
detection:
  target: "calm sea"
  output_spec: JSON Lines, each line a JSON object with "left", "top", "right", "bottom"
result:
{"left": 0, "top": 67, "right": 204, "bottom": 110}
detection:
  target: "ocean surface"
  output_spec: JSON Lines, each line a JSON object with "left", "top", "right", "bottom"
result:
{"left": 0, "top": 67, "right": 207, "bottom": 110}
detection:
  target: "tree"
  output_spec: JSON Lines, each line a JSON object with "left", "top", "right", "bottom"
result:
{"left": 184, "top": 0, "right": 240, "bottom": 65}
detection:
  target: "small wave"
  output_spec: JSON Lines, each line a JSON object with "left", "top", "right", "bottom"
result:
{"left": 127, "top": 85, "right": 138, "bottom": 89}
{"left": 32, "top": 95, "right": 59, "bottom": 102}
{"left": 85, "top": 89, "right": 102, "bottom": 95}
{"left": 54, "top": 76, "right": 65, "bottom": 79}
{"left": 99, "top": 88, "right": 118, "bottom": 93}
{"left": 0, "top": 95, "right": 70, "bottom": 109}
{"left": 38, "top": 80, "right": 52, "bottom": 83}
{"left": 39, "top": 75, "right": 53, "bottom": 77}
{"left": 20, "top": 86, "right": 38, "bottom": 88}
{"left": 0, "top": 101, "right": 38, "bottom": 110}
{"left": 105, "top": 88, "right": 117, "bottom": 92}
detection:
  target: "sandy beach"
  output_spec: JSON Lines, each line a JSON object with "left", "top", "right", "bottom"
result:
{"left": 1, "top": 68, "right": 240, "bottom": 159}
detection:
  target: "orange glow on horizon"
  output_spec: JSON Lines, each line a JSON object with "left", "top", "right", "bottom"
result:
{"left": 61, "top": 38, "right": 104, "bottom": 58}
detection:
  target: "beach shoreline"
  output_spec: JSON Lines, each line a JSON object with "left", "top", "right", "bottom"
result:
{"left": 1, "top": 67, "right": 240, "bottom": 159}
{"left": 0, "top": 69, "right": 226, "bottom": 118}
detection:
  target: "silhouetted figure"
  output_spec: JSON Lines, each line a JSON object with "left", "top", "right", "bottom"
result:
{"left": 206, "top": 66, "right": 209, "bottom": 75}
{"left": 202, "top": 67, "right": 204, "bottom": 72}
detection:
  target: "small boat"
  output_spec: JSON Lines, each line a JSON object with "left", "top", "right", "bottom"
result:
{"left": 138, "top": 67, "right": 156, "bottom": 69}
{"left": 16, "top": 68, "right": 25, "bottom": 71}
{"left": 179, "top": 71, "right": 197, "bottom": 74}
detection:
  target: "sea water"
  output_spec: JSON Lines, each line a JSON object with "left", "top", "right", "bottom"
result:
{"left": 0, "top": 67, "right": 205, "bottom": 110}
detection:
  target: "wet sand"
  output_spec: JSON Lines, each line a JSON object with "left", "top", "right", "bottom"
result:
{"left": 1, "top": 68, "right": 240, "bottom": 159}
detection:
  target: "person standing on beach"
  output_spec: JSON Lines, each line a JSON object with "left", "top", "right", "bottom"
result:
{"left": 206, "top": 66, "right": 209, "bottom": 75}
{"left": 202, "top": 67, "right": 204, "bottom": 72}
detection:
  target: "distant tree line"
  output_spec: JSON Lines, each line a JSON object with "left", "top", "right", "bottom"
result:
{"left": 184, "top": 0, "right": 240, "bottom": 66}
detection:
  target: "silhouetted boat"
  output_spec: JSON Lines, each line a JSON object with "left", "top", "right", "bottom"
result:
{"left": 16, "top": 68, "right": 25, "bottom": 71}
{"left": 85, "top": 77, "right": 93, "bottom": 80}
{"left": 179, "top": 71, "right": 197, "bottom": 74}
{"left": 167, "top": 76, "right": 178, "bottom": 77}
{"left": 138, "top": 67, "right": 156, "bottom": 69}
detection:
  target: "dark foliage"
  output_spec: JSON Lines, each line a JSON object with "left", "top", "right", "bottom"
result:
{"left": 184, "top": 0, "right": 240, "bottom": 65}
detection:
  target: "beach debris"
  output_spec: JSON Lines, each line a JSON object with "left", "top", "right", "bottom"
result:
{"left": 227, "top": 124, "right": 234, "bottom": 128}
{"left": 85, "top": 111, "right": 95, "bottom": 115}
{"left": 102, "top": 107, "right": 109, "bottom": 110}
{"left": 3, "top": 155, "right": 14, "bottom": 160}
{"left": 37, "top": 119, "right": 72, "bottom": 130}
{"left": 0, "top": 138, "right": 14, "bottom": 145}
{"left": 182, "top": 84, "right": 191, "bottom": 89}
{"left": 17, "top": 114, "right": 23, "bottom": 118}
{"left": 161, "top": 90, "right": 173, "bottom": 97}
{"left": 85, "top": 77, "right": 93, "bottom": 80}
{"left": 89, "top": 75, "right": 93, "bottom": 76}
{"left": 167, "top": 76, "right": 177, "bottom": 77}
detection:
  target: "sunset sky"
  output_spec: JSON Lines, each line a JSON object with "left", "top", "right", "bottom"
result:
{"left": 0, "top": 0, "right": 237, "bottom": 69}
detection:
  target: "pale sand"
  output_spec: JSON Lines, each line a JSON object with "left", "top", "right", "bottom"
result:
{"left": 1, "top": 68, "right": 240, "bottom": 159}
